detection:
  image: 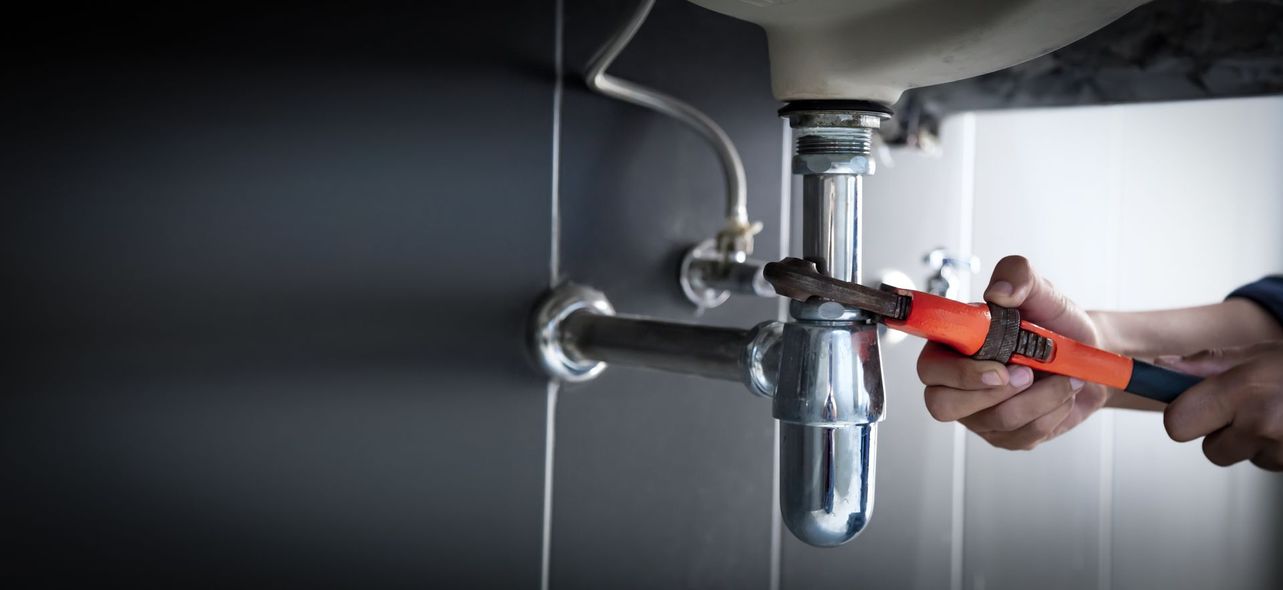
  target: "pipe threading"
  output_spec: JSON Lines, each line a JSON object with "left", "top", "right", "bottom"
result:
{"left": 796, "top": 129, "right": 872, "bottom": 156}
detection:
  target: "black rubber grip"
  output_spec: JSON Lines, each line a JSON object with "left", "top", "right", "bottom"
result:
{"left": 1124, "top": 360, "right": 1203, "bottom": 404}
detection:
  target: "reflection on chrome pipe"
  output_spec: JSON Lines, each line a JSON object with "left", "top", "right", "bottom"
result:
{"left": 802, "top": 174, "right": 861, "bottom": 283}
{"left": 773, "top": 318, "right": 884, "bottom": 427}
{"left": 780, "top": 423, "right": 877, "bottom": 547}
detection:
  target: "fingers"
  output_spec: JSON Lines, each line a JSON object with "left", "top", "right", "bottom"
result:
{"left": 983, "top": 255, "right": 1035, "bottom": 307}
{"left": 1164, "top": 364, "right": 1249, "bottom": 442}
{"left": 1202, "top": 424, "right": 1283, "bottom": 471}
{"left": 983, "top": 255, "right": 1075, "bottom": 325}
{"left": 917, "top": 342, "right": 1010, "bottom": 389}
{"left": 1201, "top": 427, "right": 1261, "bottom": 467}
{"left": 1250, "top": 445, "right": 1283, "bottom": 472}
{"left": 978, "top": 397, "right": 1075, "bottom": 451}
{"left": 1155, "top": 343, "right": 1270, "bottom": 378}
{"left": 1166, "top": 355, "right": 1283, "bottom": 473}
{"left": 960, "top": 376, "right": 1084, "bottom": 433}
{"left": 924, "top": 377, "right": 1029, "bottom": 423}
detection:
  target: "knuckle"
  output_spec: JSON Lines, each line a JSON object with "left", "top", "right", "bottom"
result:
{"left": 1205, "top": 452, "right": 1238, "bottom": 467}
{"left": 1048, "top": 376, "right": 1074, "bottom": 397}
{"left": 916, "top": 345, "right": 967, "bottom": 387}
{"left": 991, "top": 433, "right": 1040, "bottom": 451}
{"left": 923, "top": 387, "right": 954, "bottom": 422}
{"left": 964, "top": 361, "right": 1001, "bottom": 389}
{"left": 992, "top": 408, "right": 1024, "bottom": 432}
{"left": 1260, "top": 398, "right": 1283, "bottom": 440}
{"left": 984, "top": 434, "right": 1017, "bottom": 450}
{"left": 1250, "top": 456, "right": 1283, "bottom": 472}
{"left": 1245, "top": 397, "right": 1283, "bottom": 440}
{"left": 1163, "top": 409, "right": 1194, "bottom": 443}
{"left": 1249, "top": 445, "right": 1283, "bottom": 471}
{"left": 1201, "top": 438, "right": 1237, "bottom": 467}
{"left": 915, "top": 350, "right": 933, "bottom": 380}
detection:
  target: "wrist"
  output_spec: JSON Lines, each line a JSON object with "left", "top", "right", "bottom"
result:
{"left": 1087, "top": 310, "right": 1122, "bottom": 354}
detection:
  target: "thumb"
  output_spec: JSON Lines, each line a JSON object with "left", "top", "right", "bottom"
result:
{"left": 982, "top": 255, "right": 1073, "bottom": 324}
{"left": 1155, "top": 346, "right": 1259, "bottom": 378}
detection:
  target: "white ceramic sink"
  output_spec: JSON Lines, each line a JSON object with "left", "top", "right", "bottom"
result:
{"left": 689, "top": 0, "right": 1148, "bottom": 104}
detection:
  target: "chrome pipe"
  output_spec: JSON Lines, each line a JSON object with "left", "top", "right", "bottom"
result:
{"left": 695, "top": 259, "right": 773, "bottom": 297}
{"left": 562, "top": 312, "right": 753, "bottom": 382}
{"left": 531, "top": 283, "right": 783, "bottom": 398}
{"left": 776, "top": 105, "right": 889, "bottom": 547}
{"left": 779, "top": 422, "right": 877, "bottom": 547}
{"left": 802, "top": 174, "right": 861, "bottom": 283}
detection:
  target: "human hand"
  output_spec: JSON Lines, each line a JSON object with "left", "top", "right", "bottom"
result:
{"left": 917, "top": 255, "right": 1113, "bottom": 450}
{"left": 1157, "top": 341, "right": 1283, "bottom": 471}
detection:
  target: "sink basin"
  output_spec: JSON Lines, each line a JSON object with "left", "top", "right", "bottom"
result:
{"left": 689, "top": 0, "right": 1147, "bottom": 104}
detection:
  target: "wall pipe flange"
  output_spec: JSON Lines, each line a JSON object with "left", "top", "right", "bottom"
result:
{"left": 679, "top": 239, "right": 733, "bottom": 311}
{"left": 531, "top": 283, "right": 615, "bottom": 383}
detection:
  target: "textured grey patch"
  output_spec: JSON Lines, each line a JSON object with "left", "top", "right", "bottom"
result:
{"left": 885, "top": 0, "right": 1283, "bottom": 145}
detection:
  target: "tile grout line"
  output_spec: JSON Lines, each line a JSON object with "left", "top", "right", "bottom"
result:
{"left": 949, "top": 112, "right": 978, "bottom": 590}
{"left": 541, "top": 381, "right": 559, "bottom": 590}
{"left": 548, "top": 0, "right": 564, "bottom": 287}
{"left": 1096, "top": 105, "right": 1125, "bottom": 590}
{"left": 1097, "top": 410, "right": 1115, "bottom": 590}
{"left": 541, "top": 1, "right": 564, "bottom": 589}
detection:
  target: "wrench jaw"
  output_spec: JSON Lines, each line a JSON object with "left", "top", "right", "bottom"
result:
{"left": 764, "top": 257, "right": 911, "bottom": 321}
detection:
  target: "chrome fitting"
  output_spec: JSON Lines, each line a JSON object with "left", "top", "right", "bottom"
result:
{"left": 530, "top": 284, "right": 783, "bottom": 394}
{"left": 744, "top": 321, "right": 784, "bottom": 399}
{"left": 530, "top": 283, "right": 615, "bottom": 383}
{"left": 793, "top": 152, "right": 875, "bottom": 176}
{"left": 773, "top": 321, "right": 885, "bottom": 427}
{"left": 679, "top": 238, "right": 774, "bottom": 312}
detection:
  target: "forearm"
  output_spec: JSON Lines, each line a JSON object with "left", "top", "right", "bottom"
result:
{"left": 1091, "top": 299, "right": 1282, "bottom": 411}
{"left": 1090, "top": 299, "right": 1283, "bottom": 359}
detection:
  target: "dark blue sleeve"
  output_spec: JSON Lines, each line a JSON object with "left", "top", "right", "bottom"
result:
{"left": 1227, "top": 275, "right": 1283, "bottom": 328}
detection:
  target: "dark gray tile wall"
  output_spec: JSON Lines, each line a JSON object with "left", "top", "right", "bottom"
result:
{"left": 2, "top": 0, "right": 804, "bottom": 586}
{"left": 552, "top": 1, "right": 784, "bottom": 588}
{"left": 2, "top": 3, "right": 553, "bottom": 586}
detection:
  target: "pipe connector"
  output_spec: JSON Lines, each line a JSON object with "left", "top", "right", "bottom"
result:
{"left": 530, "top": 284, "right": 782, "bottom": 395}
{"left": 773, "top": 321, "right": 885, "bottom": 427}
{"left": 785, "top": 104, "right": 890, "bottom": 176}
{"left": 680, "top": 238, "right": 775, "bottom": 312}
{"left": 530, "top": 283, "right": 615, "bottom": 382}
